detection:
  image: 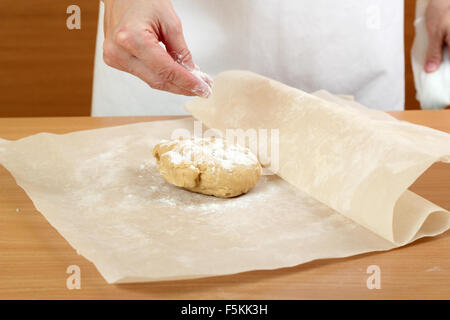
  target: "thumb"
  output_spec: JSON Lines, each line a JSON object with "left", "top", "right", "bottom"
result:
{"left": 425, "top": 31, "right": 444, "bottom": 73}
{"left": 163, "top": 24, "right": 196, "bottom": 70}
{"left": 163, "top": 24, "right": 213, "bottom": 97}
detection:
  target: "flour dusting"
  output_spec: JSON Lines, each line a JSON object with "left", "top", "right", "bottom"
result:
{"left": 157, "top": 137, "right": 258, "bottom": 171}
{"left": 175, "top": 53, "right": 213, "bottom": 98}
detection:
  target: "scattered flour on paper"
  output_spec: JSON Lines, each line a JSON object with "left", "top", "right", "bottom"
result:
{"left": 66, "top": 133, "right": 359, "bottom": 249}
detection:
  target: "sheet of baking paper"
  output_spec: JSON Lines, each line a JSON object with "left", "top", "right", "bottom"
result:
{"left": 0, "top": 120, "right": 392, "bottom": 283}
{"left": 185, "top": 70, "right": 450, "bottom": 245}
{"left": 0, "top": 72, "right": 448, "bottom": 284}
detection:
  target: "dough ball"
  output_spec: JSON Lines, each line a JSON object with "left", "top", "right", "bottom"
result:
{"left": 153, "top": 137, "right": 262, "bottom": 198}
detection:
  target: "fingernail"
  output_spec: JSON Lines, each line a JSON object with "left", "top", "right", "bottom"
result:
{"left": 425, "top": 61, "right": 439, "bottom": 73}
{"left": 192, "top": 82, "right": 212, "bottom": 98}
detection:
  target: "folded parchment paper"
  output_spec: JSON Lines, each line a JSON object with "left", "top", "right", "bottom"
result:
{"left": 1, "top": 70, "right": 450, "bottom": 283}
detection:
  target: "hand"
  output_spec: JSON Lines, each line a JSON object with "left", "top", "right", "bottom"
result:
{"left": 424, "top": 0, "right": 450, "bottom": 72}
{"left": 102, "top": 0, "right": 212, "bottom": 97}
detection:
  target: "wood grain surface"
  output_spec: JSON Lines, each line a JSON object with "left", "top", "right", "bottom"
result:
{"left": 0, "top": 111, "right": 449, "bottom": 300}
{"left": 404, "top": 0, "right": 420, "bottom": 110}
{"left": 0, "top": 0, "right": 98, "bottom": 117}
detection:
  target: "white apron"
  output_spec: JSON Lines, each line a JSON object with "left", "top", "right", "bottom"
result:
{"left": 92, "top": 0, "right": 405, "bottom": 116}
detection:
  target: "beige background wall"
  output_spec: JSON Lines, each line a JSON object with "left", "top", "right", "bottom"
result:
{"left": 0, "top": 1, "right": 420, "bottom": 117}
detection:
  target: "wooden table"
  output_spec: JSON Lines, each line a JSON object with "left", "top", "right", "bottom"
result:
{"left": 0, "top": 111, "right": 449, "bottom": 300}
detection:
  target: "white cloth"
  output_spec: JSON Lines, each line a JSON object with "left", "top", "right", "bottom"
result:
{"left": 412, "top": 0, "right": 450, "bottom": 110}
{"left": 92, "top": 0, "right": 405, "bottom": 116}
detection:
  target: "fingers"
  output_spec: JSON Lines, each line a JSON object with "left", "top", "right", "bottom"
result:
{"left": 160, "top": 19, "right": 214, "bottom": 93}
{"left": 114, "top": 27, "right": 211, "bottom": 97}
{"left": 191, "top": 64, "right": 214, "bottom": 88}
{"left": 102, "top": 0, "right": 213, "bottom": 98}
{"left": 425, "top": 10, "right": 450, "bottom": 73}
{"left": 165, "top": 32, "right": 214, "bottom": 96}
{"left": 103, "top": 40, "right": 196, "bottom": 96}
{"left": 128, "top": 57, "right": 197, "bottom": 96}
{"left": 161, "top": 18, "right": 196, "bottom": 70}
{"left": 425, "top": 30, "right": 445, "bottom": 73}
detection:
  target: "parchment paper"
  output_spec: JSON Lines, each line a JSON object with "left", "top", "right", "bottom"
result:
{"left": 186, "top": 71, "right": 450, "bottom": 245}
{"left": 0, "top": 71, "right": 449, "bottom": 283}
